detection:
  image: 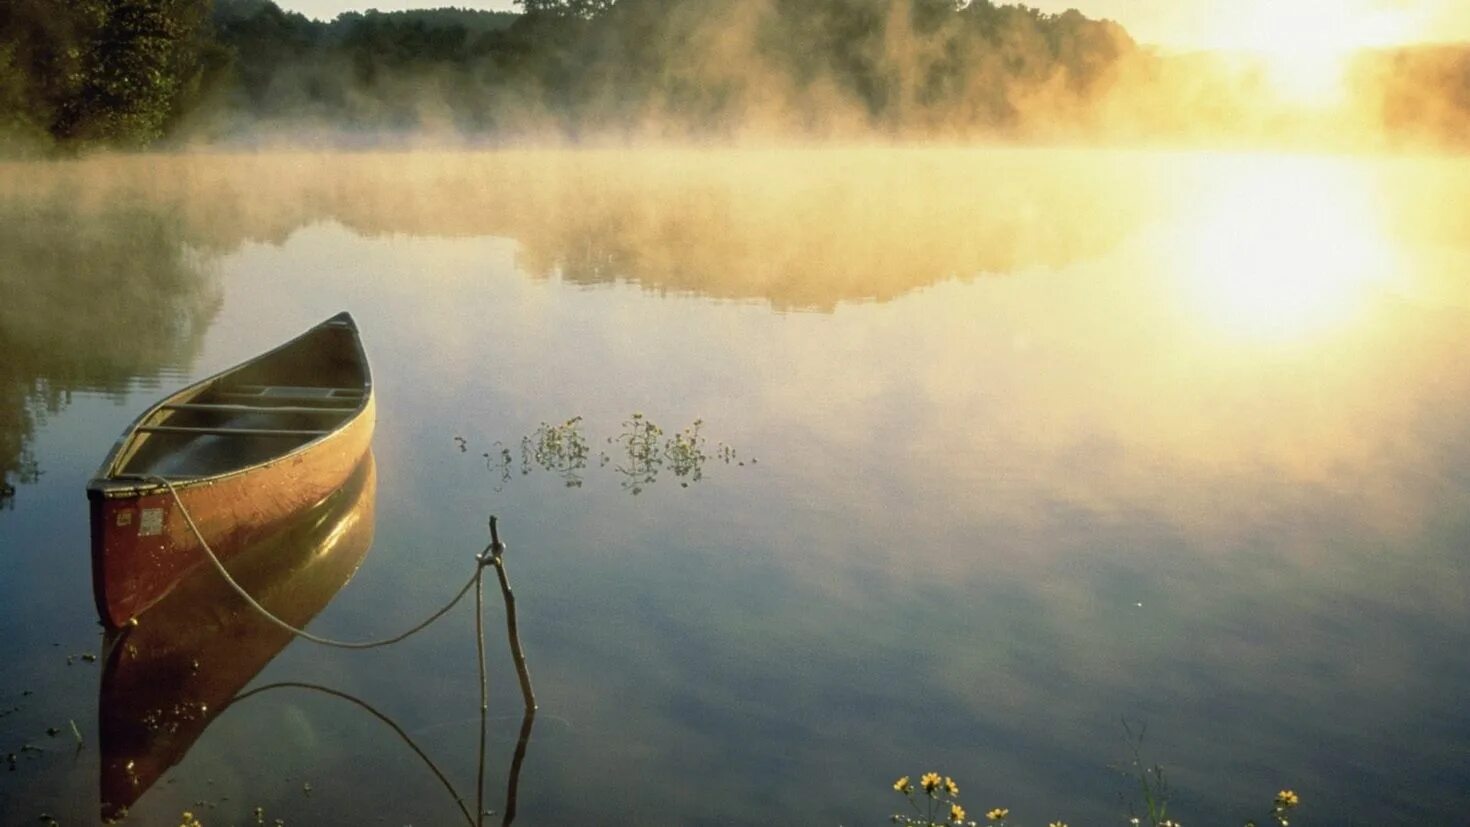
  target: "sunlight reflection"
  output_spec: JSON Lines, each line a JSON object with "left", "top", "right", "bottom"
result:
{"left": 1178, "top": 156, "right": 1397, "bottom": 342}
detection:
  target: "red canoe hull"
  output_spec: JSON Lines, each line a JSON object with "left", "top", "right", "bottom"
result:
{"left": 88, "top": 397, "right": 374, "bottom": 626}
{"left": 87, "top": 312, "right": 374, "bottom": 627}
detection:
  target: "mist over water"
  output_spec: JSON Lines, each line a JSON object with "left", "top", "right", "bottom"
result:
{"left": 5, "top": 1, "right": 1470, "bottom": 823}
{"left": 1, "top": 147, "right": 1470, "bottom": 824}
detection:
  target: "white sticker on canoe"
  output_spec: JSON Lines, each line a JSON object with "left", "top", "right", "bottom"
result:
{"left": 139, "top": 508, "right": 165, "bottom": 537}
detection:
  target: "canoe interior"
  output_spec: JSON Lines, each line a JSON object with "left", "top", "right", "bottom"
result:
{"left": 111, "top": 318, "right": 368, "bottom": 480}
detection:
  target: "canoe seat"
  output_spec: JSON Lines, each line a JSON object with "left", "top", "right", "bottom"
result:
{"left": 231, "top": 385, "right": 363, "bottom": 398}
{"left": 216, "top": 385, "right": 364, "bottom": 406}
{"left": 138, "top": 425, "right": 333, "bottom": 438}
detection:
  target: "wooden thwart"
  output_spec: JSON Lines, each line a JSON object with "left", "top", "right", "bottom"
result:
{"left": 230, "top": 385, "right": 363, "bottom": 397}
{"left": 216, "top": 391, "right": 361, "bottom": 406}
{"left": 162, "top": 403, "right": 353, "bottom": 416}
{"left": 137, "top": 425, "right": 331, "bottom": 438}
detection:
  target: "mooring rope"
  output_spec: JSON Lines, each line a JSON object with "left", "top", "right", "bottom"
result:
{"left": 145, "top": 473, "right": 535, "bottom": 709}
{"left": 143, "top": 474, "right": 535, "bottom": 826}
{"left": 146, "top": 475, "right": 488, "bottom": 650}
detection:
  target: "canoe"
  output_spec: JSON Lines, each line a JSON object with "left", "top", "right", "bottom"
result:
{"left": 99, "top": 453, "right": 376, "bottom": 821}
{"left": 87, "top": 311, "right": 375, "bottom": 627}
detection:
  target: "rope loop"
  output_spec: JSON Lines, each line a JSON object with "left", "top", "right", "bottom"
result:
{"left": 147, "top": 475, "right": 478, "bottom": 650}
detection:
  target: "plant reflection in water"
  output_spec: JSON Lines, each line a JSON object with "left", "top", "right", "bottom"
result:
{"left": 463, "top": 413, "right": 748, "bottom": 495}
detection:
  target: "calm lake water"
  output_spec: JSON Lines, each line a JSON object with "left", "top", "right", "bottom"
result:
{"left": 2, "top": 147, "right": 1469, "bottom": 825}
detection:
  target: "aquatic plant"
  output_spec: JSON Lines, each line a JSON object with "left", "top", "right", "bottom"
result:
{"left": 483, "top": 441, "right": 514, "bottom": 491}
{"left": 887, "top": 769, "right": 1301, "bottom": 827}
{"left": 663, "top": 419, "right": 708, "bottom": 485}
{"left": 610, "top": 413, "right": 663, "bottom": 494}
{"left": 1245, "top": 790, "right": 1301, "bottom": 827}
{"left": 459, "top": 413, "right": 747, "bottom": 494}
{"left": 521, "top": 417, "right": 590, "bottom": 487}
{"left": 889, "top": 771, "right": 977, "bottom": 826}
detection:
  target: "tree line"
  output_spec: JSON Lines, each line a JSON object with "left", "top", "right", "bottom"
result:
{"left": 3, "top": 0, "right": 1469, "bottom": 153}
{"left": 0, "top": 0, "right": 215, "bottom": 150}
{"left": 1, "top": 0, "right": 1138, "bottom": 150}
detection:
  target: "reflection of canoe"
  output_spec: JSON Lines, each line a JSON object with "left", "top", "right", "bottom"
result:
{"left": 87, "top": 312, "right": 375, "bottom": 626}
{"left": 98, "top": 454, "right": 377, "bottom": 822}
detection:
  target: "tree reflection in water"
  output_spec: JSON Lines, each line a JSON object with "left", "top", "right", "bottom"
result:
{"left": 0, "top": 195, "right": 220, "bottom": 504}
{"left": 0, "top": 146, "right": 1140, "bottom": 503}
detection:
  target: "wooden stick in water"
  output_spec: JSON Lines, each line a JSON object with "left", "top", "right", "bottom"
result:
{"left": 475, "top": 563, "right": 489, "bottom": 827}
{"left": 489, "top": 516, "right": 538, "bottom": 713}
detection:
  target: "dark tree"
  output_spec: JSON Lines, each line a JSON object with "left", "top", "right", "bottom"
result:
{"left": 54, "top": 0, "right": 215, "bottom": 146}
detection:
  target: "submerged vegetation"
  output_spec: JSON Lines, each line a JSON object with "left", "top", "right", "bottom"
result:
{"left": 4, "top": 0, "right": 1470, "bottom": 153}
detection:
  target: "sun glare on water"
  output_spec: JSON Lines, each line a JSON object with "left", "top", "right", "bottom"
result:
{"left": 1176, "top": 156, "right": 1398, "bottom": 342}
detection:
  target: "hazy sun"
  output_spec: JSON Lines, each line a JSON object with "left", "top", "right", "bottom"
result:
{"left": 1205, "top": 0, "right": 1426, "bottom": 105}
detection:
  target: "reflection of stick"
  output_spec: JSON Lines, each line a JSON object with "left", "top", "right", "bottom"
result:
{"left": 488, "top": 517, "right": 537, "bottom": 713}
{"left": 229, "top": 682, "right": 475, "bottom": 827}
{"left": 501, "top": 709, "right": 537, "bottom": 827}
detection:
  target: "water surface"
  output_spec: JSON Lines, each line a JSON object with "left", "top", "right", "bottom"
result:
{"left": 2, "top": 147, "right": 1469, "bottom": 825}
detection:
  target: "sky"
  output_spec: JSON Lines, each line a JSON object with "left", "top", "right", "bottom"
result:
{"left": 287, "top": 0, "right": 518, "bottom": 18}
{"left": 282, "top": 0, "right": 1470, "bottom": 50}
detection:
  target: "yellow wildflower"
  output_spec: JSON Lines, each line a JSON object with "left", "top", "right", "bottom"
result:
{"left": 894, "top": 776, "right": 912, "bottom": 793}
{"left": 1275, "top": 790, "right": 1300, "bottom": 809}
{"left": 1050, "top": 823, "right": 1069, "bottom": 827}
{"left": 950, "top": 803, "right": 967, "bottom": 823}
{"left": 986, "top": 807, "right": 1009, "bottom": 822}
{"left": 944, "top": 776, "right": 960, "bottom": 796}
{"left": 921, "top": 772, "right": 943, "bottom": 794}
